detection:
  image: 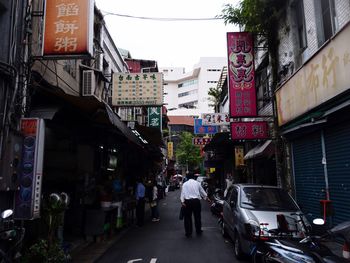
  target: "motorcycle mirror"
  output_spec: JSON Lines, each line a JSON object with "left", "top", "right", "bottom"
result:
{"left": 1, "top": 209, "right": 13, "bottom": 219}
{"left": 313, "top": 218, "right": 325, "bottom": 225}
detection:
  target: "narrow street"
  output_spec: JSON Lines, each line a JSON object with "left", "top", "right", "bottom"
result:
{"left": 96, "top": 189, "right": 246, "bottom": 263}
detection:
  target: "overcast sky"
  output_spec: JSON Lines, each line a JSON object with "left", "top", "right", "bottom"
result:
{"left": 95, "top": 0, "right": 239, "bottom": 72}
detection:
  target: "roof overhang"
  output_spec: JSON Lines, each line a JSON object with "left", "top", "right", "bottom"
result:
{"left": 244, "top": 140, "right": 273, "bottom": 160}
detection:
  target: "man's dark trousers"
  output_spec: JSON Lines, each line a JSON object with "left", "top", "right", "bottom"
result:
{"left": 184, "top": 198, "right": 202, "bottom": 236}
{"left": 136, "top": 197, "right": 145, "bottom": 226}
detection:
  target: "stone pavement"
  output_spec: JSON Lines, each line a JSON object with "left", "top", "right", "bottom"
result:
{"left": 71, "top": 228, "right": 129, "bottom": 263}
{"left": 71, "top": 204, "right": 153, "bottom": 262}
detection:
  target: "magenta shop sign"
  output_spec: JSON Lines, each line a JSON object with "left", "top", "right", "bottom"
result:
{"left": 227, "top": 32, "right": 257, "bottom": 117}
{"left": 230, "top": 121, "right": 268, "bottom": 140}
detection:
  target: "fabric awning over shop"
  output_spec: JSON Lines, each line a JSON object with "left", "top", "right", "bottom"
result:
{"left": 135, "top": 125, "right": 164, "bottom": 147}
{"left": 31, "top": 86, "right": 142, "bottom": 147}
{"left": 105, "top": 105, "right": 142, "bottom": 146}
{"left": 244, "top": 140, "right": 273, "bottom": 160}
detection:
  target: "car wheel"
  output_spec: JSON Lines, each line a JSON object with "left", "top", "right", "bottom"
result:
{"left": 233, "top": 231, "right": 244, "bottom": 260}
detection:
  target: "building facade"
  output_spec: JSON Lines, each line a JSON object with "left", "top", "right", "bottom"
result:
{"left": 275, "top": 0, "right": 350, "bottom": 225}
{"left": 0, "top": 1, "right": 164, "bottom": 252}
{"left": 160, "top": 57, "right": 226, "bottom": 117}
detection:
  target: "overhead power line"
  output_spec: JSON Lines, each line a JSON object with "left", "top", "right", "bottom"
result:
{"left": 102, "top": 11, "right": 223, "bottom": 21}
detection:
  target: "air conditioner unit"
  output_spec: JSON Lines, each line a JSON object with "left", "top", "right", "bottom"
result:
{"left": 82, "top": 70, "right": 96, "bottom": 97}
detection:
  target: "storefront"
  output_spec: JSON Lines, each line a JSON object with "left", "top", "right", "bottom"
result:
{"left": 244, "top": 140, "right": 276, "bottom": 185}
{"left": 203, "top": 132, "right": 246, "bottom": 189}
{"left": 24, "top": 86, "right": 150, "bottom": 243}
{"left": 283, "top": 104, "right": 350, "bottom": 226}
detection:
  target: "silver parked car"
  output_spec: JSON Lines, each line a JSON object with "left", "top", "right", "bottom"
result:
{"left": 222, "top": 184, "right": 308, "bottom": 260}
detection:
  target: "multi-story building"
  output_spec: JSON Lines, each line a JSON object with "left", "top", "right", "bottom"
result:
{"left": 0, "top": 0, "right": 28, "bottom": 208}
{"left": 275, "top": 0, "right": 350, "bottom": 225}
{"left": 204, "top": 1, "right": 350, "bottom": 228}
{"left": 160, "top": 57, "right": 227, "bottom": 117}
{"left": 0, "top": 1, "right": 164, "bottom": 250}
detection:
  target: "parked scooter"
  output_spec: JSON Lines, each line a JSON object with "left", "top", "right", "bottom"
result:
{"left": 210, "top": 188, "right": 224, "bottom": 217}
{"left": 252, "top": 213, "right": 350, "bottom": 263}
{"left": 0, "top": 209, "right": 25, "bottom": 262}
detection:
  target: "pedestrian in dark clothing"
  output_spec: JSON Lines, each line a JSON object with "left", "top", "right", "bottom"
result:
{"left": 135, "top": 178, "right": 145, "bottom": 226}
{"left": 180, "top": 172, "right": 209, "bottom": 237}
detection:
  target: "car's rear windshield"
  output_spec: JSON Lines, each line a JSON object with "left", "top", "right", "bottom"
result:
{"left": 240, "top": 187, "right": 299, "bottom": 211}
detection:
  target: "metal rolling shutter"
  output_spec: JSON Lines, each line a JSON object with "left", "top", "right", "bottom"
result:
{"left": 325, "top": 122, "right": 350, "bottom": 225}
{"left": 292, "top": 132, "right": 325, "bottom": 220}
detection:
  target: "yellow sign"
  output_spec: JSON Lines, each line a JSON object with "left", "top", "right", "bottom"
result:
{"left": 209, "top": 168, "right": 216, "bottom": 173}
{"left": 167, "top": 142, "right": 173, "bottom": 160}
{"left": 235, "top": 146, "right": 245, "bottom": 167}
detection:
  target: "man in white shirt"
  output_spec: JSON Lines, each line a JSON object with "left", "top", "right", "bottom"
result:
{"left": 180, "top": 172, "right": 209, "bottom": 237}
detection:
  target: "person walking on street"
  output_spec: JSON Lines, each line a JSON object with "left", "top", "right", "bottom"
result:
{"left": 135, "top": 178, "right": 145, "bottom": 226}
{"left": 151, "top": 180, "right": 160, "bottom": 222}
{"left": 180, "top": 172, "right": 209, "bottom": 237}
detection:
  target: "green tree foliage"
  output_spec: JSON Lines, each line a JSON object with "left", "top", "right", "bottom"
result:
{"left": 175, "top": 132, "right": 202, "bottom": 171}
{"left": 208, "top": 86, "right": 222, "bottom": 112}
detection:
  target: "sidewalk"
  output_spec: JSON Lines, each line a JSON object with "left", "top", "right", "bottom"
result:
{"left": 71, "top": 206, "right": 152, "bottom": 263}
{"left": 71, "top": 228, "right": 130, "bottom": 263}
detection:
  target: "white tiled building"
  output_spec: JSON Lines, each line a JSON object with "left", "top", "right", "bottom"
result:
{"left": 160, "top": 57, "right": 227, "bottom": 117}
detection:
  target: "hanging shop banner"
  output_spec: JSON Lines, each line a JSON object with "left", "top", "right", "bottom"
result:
{"left": 227, "top": 32, "right": 257, "bottom": 117}
{"left": 235, "top": 146, "right": 245, "bottom": 167}
{"left": 43, "top": 0, "right": 94, "bottom": 57}
{"left": 167, "top": 141, "right": 173, "bottom": 160}
{"left": 14, "top": 118, "right": 45, "bottom": 220}
{"left": 112, "top": 73, "right": 163, "bottom": 106}
{"left": 194, "top": 119, "right": 218, "bottom": 135}
{"left": 230, "top": 121, "right": 268, "bottom": 140}
{"left": 193, "top": 137, "right": 212, "bottom": 145}
{"left": 201, "top": 113, "right": 230, "bottom": 126}
{"left": 148, "top": 107, "right": 162, "bottom": 130}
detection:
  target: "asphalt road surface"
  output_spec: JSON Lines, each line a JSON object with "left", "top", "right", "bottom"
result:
{"left": 97, "top": 189, "right": 248, "bottom": 263}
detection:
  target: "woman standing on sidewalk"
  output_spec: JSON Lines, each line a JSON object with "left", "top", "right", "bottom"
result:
{"left": 150, "top": 180, "right": 160, "bottom": 222}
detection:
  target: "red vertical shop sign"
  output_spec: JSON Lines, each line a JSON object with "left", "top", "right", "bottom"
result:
{"left": 227, "top": 32, "right": 256, "bottom": 117}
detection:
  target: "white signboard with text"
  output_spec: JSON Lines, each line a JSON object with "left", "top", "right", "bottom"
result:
{"left": 112, "top": 73, "right": 163, "bottom": 106}
{"left": 201, "top": 113, "right": 230, "bottom": 126}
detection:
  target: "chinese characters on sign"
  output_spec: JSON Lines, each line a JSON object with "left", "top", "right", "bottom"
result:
{"left": 148, "top": 107, "right": 162, "bottom": 130}
{"left": 167, "top": 142, "right": 173, "bottom": 160}
{"left": 230, "top": 122, "right": 268, "bottom": 140}
{"left": 43, "top": 0, "right": 93, "bottom": 57}
{"left": 112, "top": 73, "right": 163, "bottom": 106}
{"left": 235, "top": 146, "right": 245, "bottom": 167}
{"left": 192, "top": 137, "right": 212, "bottom": 145}
{"left": 227, "top": 32, "right": 257, "bottom": 117}
{"left": 276, "top": 24, "right": 350, "bottom": 126}
{"left": 201, "top": 113, "right": 230, "bottom": 126}
{"left": 194, "top": 119, "right": 218, "bottom": 135}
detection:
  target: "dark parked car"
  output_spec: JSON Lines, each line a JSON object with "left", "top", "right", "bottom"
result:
{"left": 222, "top": 184, "right": 308, "bottom": 260}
